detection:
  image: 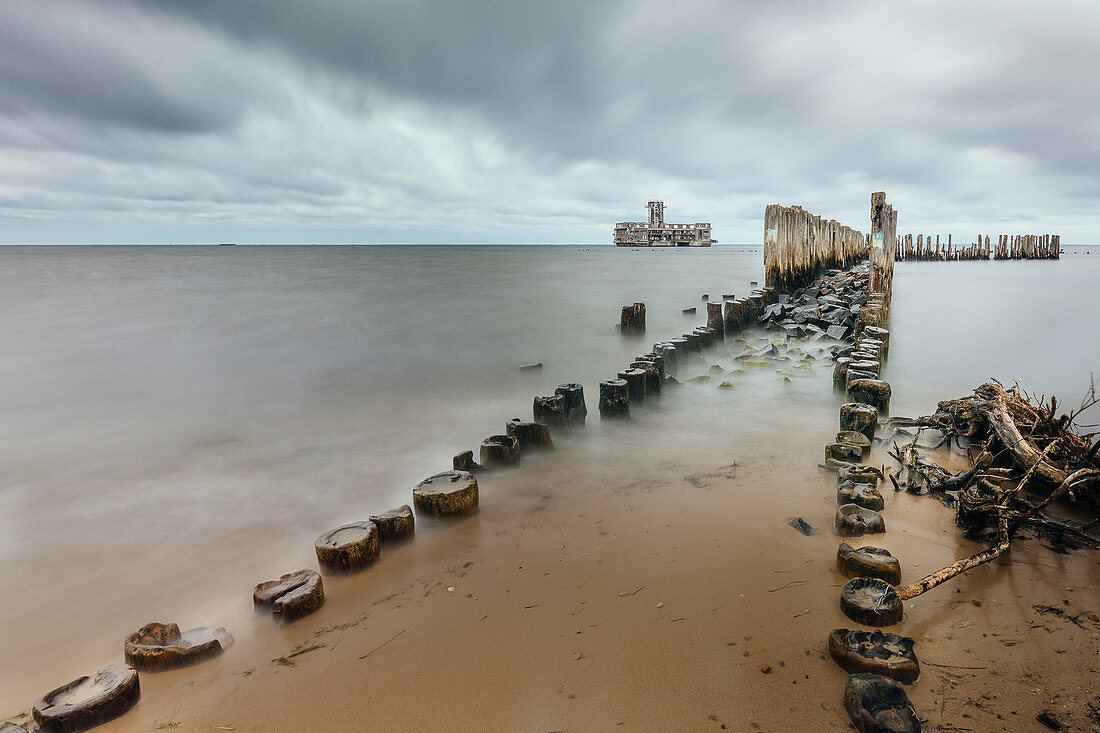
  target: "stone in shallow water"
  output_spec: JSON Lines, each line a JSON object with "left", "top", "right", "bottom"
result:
{"left": 841, "top": 577, "right": 903, "bottom": 626}
{"left": 33, "top": 663, "right": 140, "bottom": 731}
{"left": 836, "top": 543, "right": 901, "bottom": 585}
{"left": 843, "top": 673, "right": 921, "bottom": 732}
{"left": 838, "top": 482, "right": 884, "bottom": 511}
{"left": 829, "top": 629, "right": 920, "bottom": 683}
{"left": 788, "top": 517, "right": 815, "bottom": 536}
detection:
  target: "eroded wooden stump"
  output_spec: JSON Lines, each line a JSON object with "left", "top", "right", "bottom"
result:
{"left": 33, "top": 664, "right": 140, "bottom": 732}
{"left": 480, "top": 433, "right": 520, "bottom": 467}
{"left": 532, "top": 394, "right": 567, "bottom": 432}
{"left": 843, "top": 673, "right": 920, "bottom": 731}
{"left": 836, "top": 543, "right": 901, "bottom": 585}
{"left": 837, "top": 430, "right": 872, "bottom": 457}
{"left": 124, "top": 622, "right": 232, "bottom": 671}
{"left": 846, "top": 369, "right": 877, "bottom": 390}
{"left": 841, "top": 403, "right": 878, "bottom": 442}
{"left": 841, "top": 578, "right": 902, "bottom": 626}
{"left": 829, "top": 629, "right": 919, "bottom": 684}
{"left": 618, "top": 369, "right": 647, "bottom": 403}
{"left": 847, "top": 378, "right": 892, "bottom": 415}
{"left": 827, "top": 442, "right": 864, "bottom": 464}
{"left": 253, "top": 569, "right": 325, "bottom": 623}
{"left": 599, "top": 379, "right": 630, "bottom": 419}
{"left": 838, "top": 465, "right": 880, "bottom": 486}
{"left": 506, "top": 418, "right": 553, "bottom": 452}
{"left": 706, "top": 301, "right": 724, "bottom": 337}
{"left": 628, "top": 360, "right": 662, "bottom": 394}
{"left": 369, "top": 504, "right": 415, "bottom": 543}
{"left": 620, "top": 302, "right": 645, "bottom": 334}
{"left": 863, "top": 326, "right": 890, "bottom": 356}
{"left": 555, "top": 383, "right": 587, "bottom": 427}
{"left": 849, "top": 360, "right": 880, "bottom": 377}
{"left": 315, "top": 521, "right": 380, "bottom": 573}
{"left": 838, "top": 482, "right": 884, "bottom": 511}
{"left": 835, "top": 504, "right": 885, "bottom": 536}
{"left": 833, "top": 357, "right": 853, "bottom": 391}
{"left": 413, "top": 470, "right": 478, "bottom": 518}
{"left": 452, "top": 449, "right": 484, "bottom": 473}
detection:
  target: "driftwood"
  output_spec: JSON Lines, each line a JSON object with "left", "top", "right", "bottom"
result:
{"left": 884, "top": 379, "right": 1099, "bottom": 601}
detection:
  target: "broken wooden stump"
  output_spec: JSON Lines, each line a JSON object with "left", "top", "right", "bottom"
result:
{"left": 827, "top": 442, "right": 864, "bottom": 464}
{"left": 841, "top": 578, "right": 902, "bottom": 626}
{"left": 506, "top": 418, "right": 553, "bottom": 451}
{"left": 620, "top": 302, "right": 645, "bottom": 334}
{"left": 841, "top": 403, "right": 878, "bottom": 442}
{"left": 618, "top": 369, "right": 648, "bottom": 403}
{"left": 315, "top": 521, "right": 380, "bottom": 573}
{"left": 847, "top": 378, "right": 891, "bottom": 415}
{"left": 836, "top": 543, "right": 901, "bottom": 585}
{"left": 835, "top": 504, "right": 885, "bottom": 536}
{"left": 369, "top": 504, "right": 415, "bottom": 543}
{"left": 837, "top": 430, "right": 872, "bottom": 457}
{"left": 253, "top": 569, "right": 325, "bottom": 623}
{"left": 480, "top": 433, "right": 520, "bottom": 467}
{"left": 843, "top": 673, "right": 920, "bottom": 732}
{"left": 554, "top": 383, "right": 587, "bottom": 427}
{"left": 833, "top": 357, "right": 853, "bottom": 391}
{"left": 829, "top": 629, "right": 919, "bottom": 684}
{"left": 599, "top": 379, "right": 630, "bottom": 419}
{"left": 837, "top": 482, "right": 884, "bottom": 511}
{"left": 413, "top": 471, "right": 479, "bottom": 517}
{"left": 532, "top": 394, "right": 567, "bottom": 432}
{"left": 124, "top": 622, "right": 232, "bottom": 671}
{"left": 706, "top": 301, "right": 724, "bottom": 338}
{"left": 33, "top": 664, "right": 140, "bottom": 733}
{"left": 629, "top": 360, "right": 662, "bottom": 394}
{"left": 452, "top": 449, "right": 484, "bottom": 473}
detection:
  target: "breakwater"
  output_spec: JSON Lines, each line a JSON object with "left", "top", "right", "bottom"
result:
{"left": 897, "top": 233, "right": 1060, "bottom": 261}
{"left": 763, "top": 204, "right": 868, "bottom": 291}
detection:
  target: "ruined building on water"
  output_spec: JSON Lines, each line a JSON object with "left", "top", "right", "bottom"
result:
{"left": 614, "top": 201, "right": 715, "bottom": 247}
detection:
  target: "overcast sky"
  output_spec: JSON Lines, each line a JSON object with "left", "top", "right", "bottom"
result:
{"left": 1, "top": 1, "right": 1097, "bottom": 244}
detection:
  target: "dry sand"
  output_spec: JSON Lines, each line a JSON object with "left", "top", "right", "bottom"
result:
{"left": 8, "top": 414, "right": 1096, "bottom": 733}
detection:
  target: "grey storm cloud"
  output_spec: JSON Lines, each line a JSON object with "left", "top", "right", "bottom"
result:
{"left": 0, "top": 0, "right": 1098, "bottom": 243}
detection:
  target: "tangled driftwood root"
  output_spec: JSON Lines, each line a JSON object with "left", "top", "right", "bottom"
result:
{"left": 883, "top": 379, "right": 1099, "bottom": 600}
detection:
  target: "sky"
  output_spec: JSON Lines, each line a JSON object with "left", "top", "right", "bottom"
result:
{"left": 1, "top": 0, "right": 1098, "bottom": 245}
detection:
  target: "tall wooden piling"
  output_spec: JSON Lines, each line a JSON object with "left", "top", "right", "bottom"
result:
{"left": 764, "top": 204, "right": 868, "bottom": 291}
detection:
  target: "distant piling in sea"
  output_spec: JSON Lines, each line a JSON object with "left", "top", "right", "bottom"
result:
{"left": 896, "top": 232, "right": 1059, "bottom": 261}
{"left": 763, "top": 204, "right": 868, "bottom": 291}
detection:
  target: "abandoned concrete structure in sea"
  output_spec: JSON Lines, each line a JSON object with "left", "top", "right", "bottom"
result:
{"left": 614, "top": 201, "right": 715, "bottom": 247}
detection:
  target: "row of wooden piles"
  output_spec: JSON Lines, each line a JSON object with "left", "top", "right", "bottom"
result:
{"left": 763, "top": 204, "right": 869, "bottom": 291}
{"left": 896, "top": 233, "right": 1060, "bottom": 261}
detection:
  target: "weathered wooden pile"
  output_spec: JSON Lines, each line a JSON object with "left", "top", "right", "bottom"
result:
{"left": 763, "top": 203, "right": 869, "bottom": 291}
{"left": 897, "top": 233, "right": 988, "bottom": 261}
{"left": 993, "top": 233, "right": 1060, "bottom": 260}
{"left": 896, "top": 233, "right": 1060, "bottom": 261}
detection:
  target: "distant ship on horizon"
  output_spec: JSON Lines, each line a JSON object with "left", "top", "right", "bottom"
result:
{"left": 613, "top": 201, "right": 714, "bottom": 247}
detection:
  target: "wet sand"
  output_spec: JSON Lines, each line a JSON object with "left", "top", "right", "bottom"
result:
{"left": 8, "top": 369, "right": 1096, "bottom": 732}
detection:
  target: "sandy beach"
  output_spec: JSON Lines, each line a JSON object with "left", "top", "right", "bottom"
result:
{"left": 10, "top": 390, "right": 1094, "bottom": 732}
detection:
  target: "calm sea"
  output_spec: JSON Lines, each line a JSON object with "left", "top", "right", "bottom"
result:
{"left": 0, "top": 244, "right": 1096, "bottom": 711}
